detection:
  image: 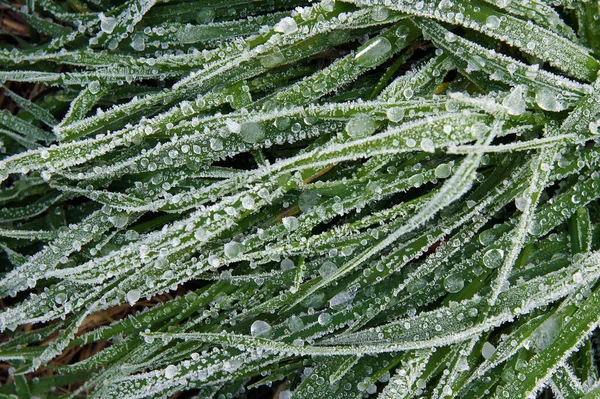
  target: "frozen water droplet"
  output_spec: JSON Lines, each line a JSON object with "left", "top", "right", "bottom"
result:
{"left": 288, "top": 315, "right": 304, "bottom": 332}
{"left": 535, "top": 88, "right": 564, "bottom": 112}
{"left": 165, "top": 364, "right": 177, "bottom": 379}
{"left": 319, "top": 261, "right": 338, "bottom": 278}
{"left": 224, "top": 241, "right": 243, "bottom": 258}
{"left": 109, "top": 214, "right": 129, "bottom": 228}
{"left": 299, "top": 191, "right": 320, "bottom": 212}
{"left": 40, "top": 150, "right": 50, "bottom": 160}
{"left": 435, "top": 163, "right": 452, "bottom": 179}
{"left": 354, "top": 37, "right": 393, "bottom": 68}
{"left": 482, "top": 342, "right": 496, "bottom": 359}
{"left": 55, "top": 292, "right": 67, "bottom": 304}
{"left": 442, "top": 385, "right": 453, "bottom": 396}
{"left": 278, "top": 391, "right": 292, "bottom": 399}
{"left": 240, "top": 121, "right": 265, "bottom": 143}
{"left": 274, "top": 17, "right": 298, "bottom": 34}
{"left": 89, "top": 81, "right": 101, "bottom": 94}
{"left": 318, "top": 312, "right": 332, "bottom": 325}
{"left": 280, "top": 258, "right": 295, "bottom": 271}
{"left": 99, "top": 13, "right": 117, "bottom": 34}
{"left": 226, "top": 119, "right": 241, "bottom": 133}
{"left": 241, "top": 195, "right": 255, "bottom": 210}
{"left": 572, "top": 272, "right": 583, "bottom": 283}
{"left": 502, "top": 86, "right": 526, "bottom": 115}
{"left": 443, "top": 274, "right": 464, "bottom": 293}
{"left": 483, "top": 248, "right": 504, "bottom": 269}
{"left": 130, "top": 34, "right": 146, "bottom": 51}
{"left": 210, "top": 138, "right": 223, "bottom": 151}
{"left": 371, "top": 6, "right": 389, "bottom": 21}
{"left": 485, "top": 15, "right": 501, "bottom": 29}
{"left": 420, "top": 138, "right": 435, "bottom": 153}
{"left": 346, "top": 114, "right": 376, "bottom": 138}
{"left": 330, "top": 290, "right": 355, "bottom": 307}
{"left": 127, "top": 289, "right": 140, "bottom": 306}
{"left": 250, "top": 320, "right": 272, "bottom": 337}
{"left": 514, "top": 196, "right": 529, "bottom": 211}
{"left": 282, "top": 216, "right": 299, "bottom": 231}
{"left": 386, "top": 107, "right": 405, "bottom": 122}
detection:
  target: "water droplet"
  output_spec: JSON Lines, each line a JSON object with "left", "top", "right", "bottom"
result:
{"left": 127, "top": 289, "right": 141, "bottom": 305}
{"left": 130, "top": 34, "right": 145, "bottom": 51}
{"left": 482, "top": 342, "right": 496, "bottom": 359}
{"left": 485, "top": 15, "right": 501, "bottom": 29}
{"left": 241, "top": 195, "right": 255, "bottom": 210}
{"left": 514, "top": 196, "right": 529, "bottom": 211}
{"left": 282, "top": 216, "right": 299, "bottom": 231}
{"left": 502, "top": 86, "right": 526, "bottom": 115}
{"left": 354, "top": 37, "right": 393, "bottom": 68}
{"left": 386, "top": 107, "right": 405, "bottom": 122}
{"left": 165, "top": 364, "right": 177, "bottom": 379}
{"left": 483, "top": 248, "right": 504, "bottom": 269}
{"left": 240, "top": 121, "right": 265, "bottom": 143}
{"left": 250, "top": 320, "right": 272, "bottom": 337}
{"left": 371, "top": 6, "right": 389, "bottom": 21}
{"left": 535, "top": 88, "right": 563, "bottom": 112}
{"left": 319, "top": 261, "right": 338, "bottom": 278}
{"left": 329, "top": 290, "right": 355, "bottom": 307}
{"left": 280, "top": 258, "right": 295, "bottom": 271}
{"left": 443, "top": 274, "right": 464, "bottom": 293}
{"left": 109, "top": 214, "right": 129, "bottom": 228}
{"left": 224, "top": 241, "right": 244, "bottom": 258}
{"left": 210, "top": 138, "right": 223, "bottom": 151}
{"left": 99, "top": 13, "right": 117, "bottom": 34}
{"left": 435, "top": 163, "right": 452, "bottom": 179}
{"left": 318, "top": 312, "right": 332, "bottom": 325}
{"left": 420, "top": 138, "right": 435, "bottom": 153}
{"left": 346, "top": 114, "right": 377, "bottom": 138}
{"left": 287, "top": 316, "right": 305, "bottom": 334}
{"left": 274, "top": 17, "right": 298, "bottom": 34}
{"left": 89, "top": 81, "right": 101, "bottom": 94}
{"left": 40, "top": 150, "right": 50, "bottom": 160}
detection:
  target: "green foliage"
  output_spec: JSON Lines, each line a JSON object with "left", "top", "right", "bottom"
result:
{"left": 1, "top": 0, "right": 600, "bottom": 398}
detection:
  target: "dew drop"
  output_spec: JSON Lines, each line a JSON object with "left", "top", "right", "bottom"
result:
{"left": 483, "top": 248, "right": 504, "bottom": 269}
{"left": 99, "top": 13, "right": 117, "bottom": 34}
{"left": 319, "top": 261, "right": 338, "bottom": 278}
{"left": 371, "top": 6, "right": 389, "bottom": 21}
{"left": 435, "top": 163, "right": 452, "bottom": 179}
{"left": 250, "top": 320, "right": 272, "bottom": 337}
{"left": 354, "top": 37, "right": 393, "bottom": 68}
{"left": 514, "top": 196, "right": 529, "bottom": 211}
{"left": 224, "top": 241, "right": 244, "bottom": 258}
{"left": 274, "top": 17, "right": 298, "bottom": 34}
{"left": 165, "top": 364, "right": 177, "bottom": 379}
{"left": 535, "top": 88, "right": 563, "bottom": 112}
{"left": 443, "top": 274, "right": 464, "bottom": 293}
{"left": 482, "top": 342, "right": 496, "bottom": 359}
{"left": 346, "top": 114, "right": 377, "bottom": 138}
{"left": 502, "top": 86, "right": 526, "bottom": 115}
{"left": 386, "top": 107, "right": 405, "bottom": 122}
{"left": 126, "top": 289, "right": 141, "bottom": 306}
{"left": 485, "top": 15, "right": 501, "bottom": 29}
{"left": 420, "top": 138, "right": 435, "bottom": 153}
{"left": 282, "top": 216, "right": 299, "bottom": 231}
{"left": 240, "top": 121, "right": 265, "bottom": 143}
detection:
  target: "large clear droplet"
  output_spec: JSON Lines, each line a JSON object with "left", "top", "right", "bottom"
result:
{"left": 354, "top": 37, "right": 393, "bottom": 68}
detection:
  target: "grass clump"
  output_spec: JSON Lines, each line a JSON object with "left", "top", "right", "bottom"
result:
{"left": 1, "top": 0, "right": 600, "bottom": 398}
